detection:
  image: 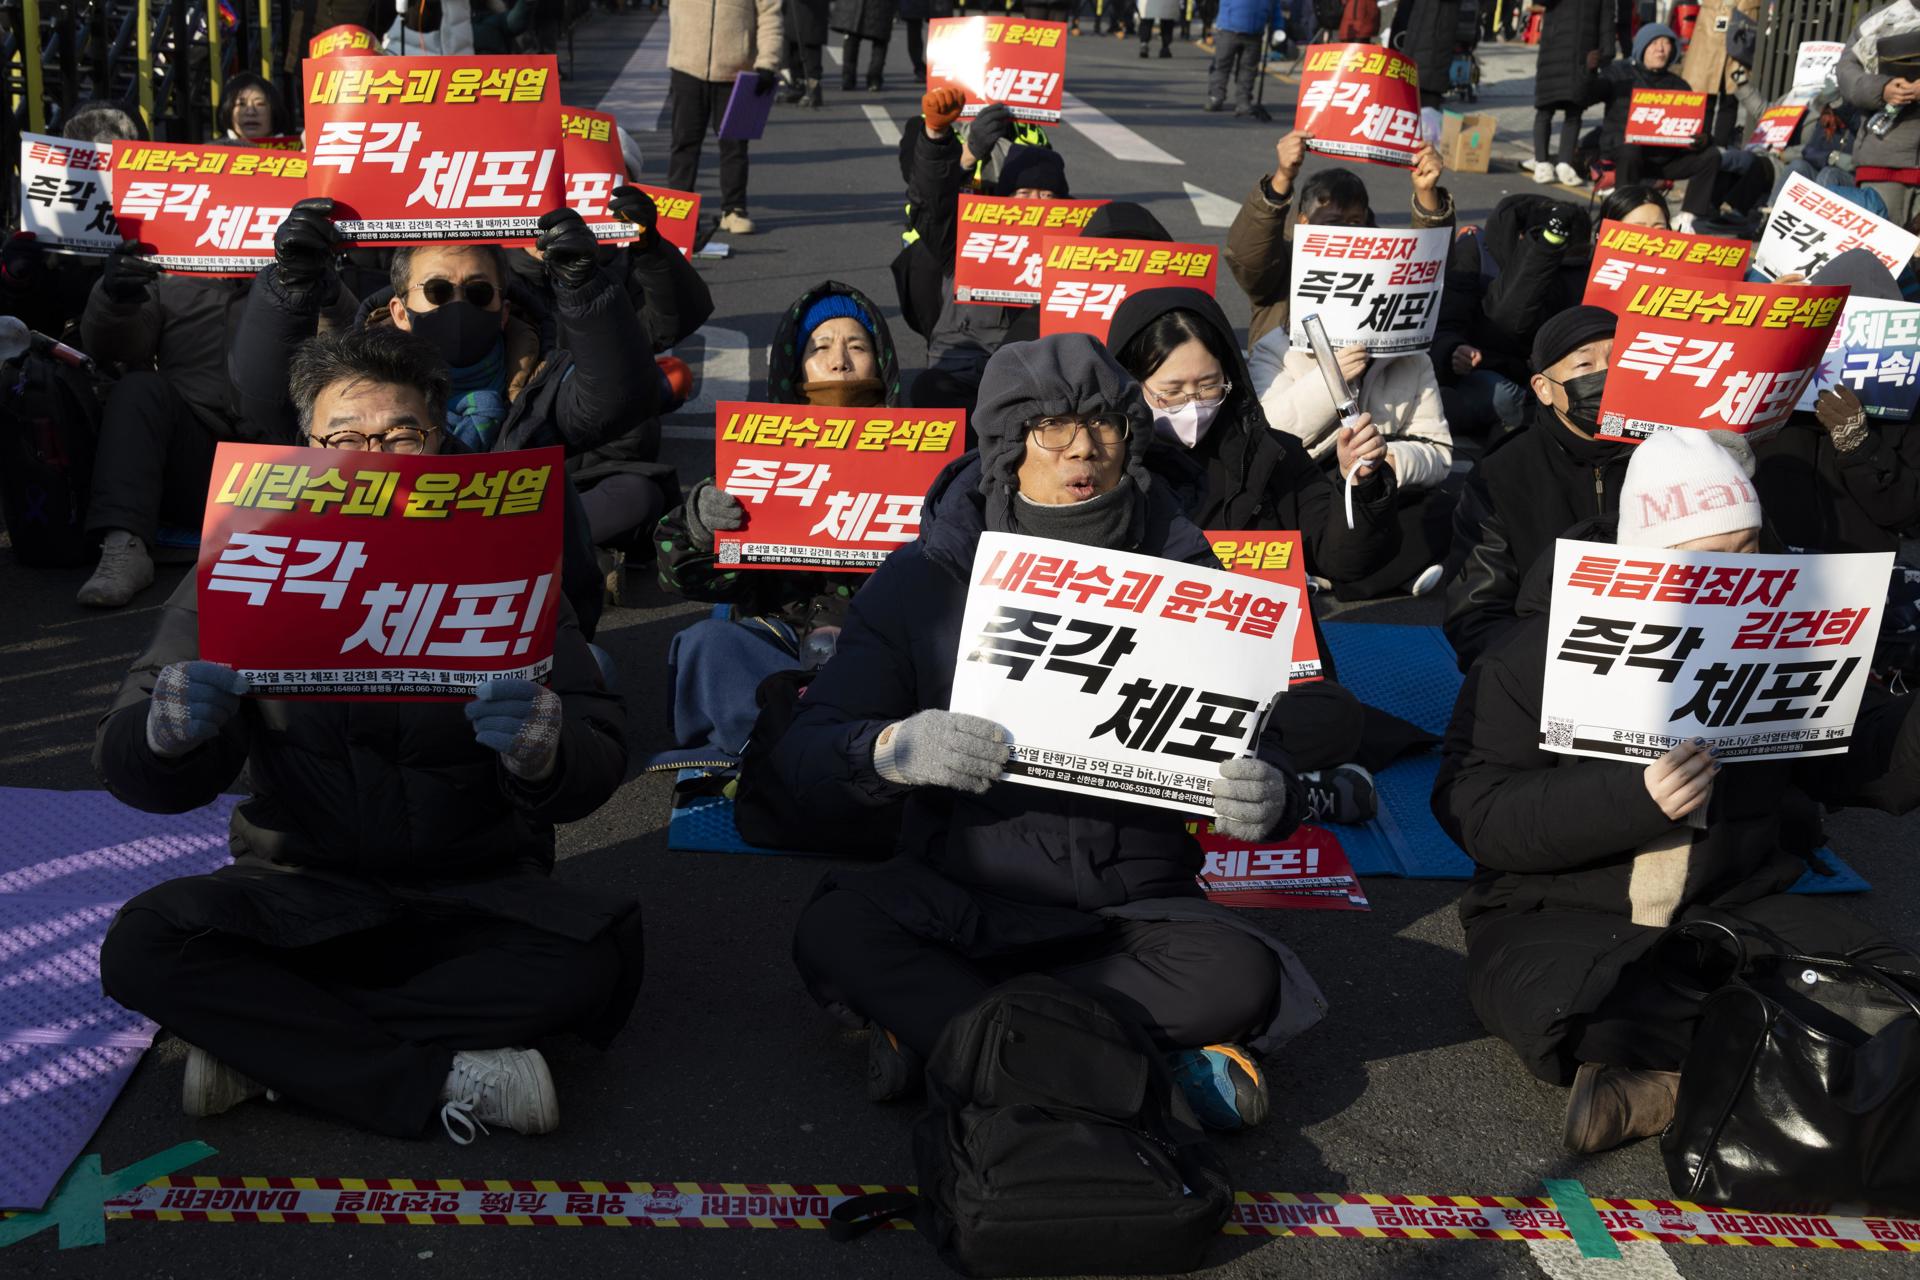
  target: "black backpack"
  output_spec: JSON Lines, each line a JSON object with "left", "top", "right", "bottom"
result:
{"left": 830, "top": 976, "right": 1233, "bottom": 1277}
{"left": 0, "top": 351, "right": 101, "bottom": 567}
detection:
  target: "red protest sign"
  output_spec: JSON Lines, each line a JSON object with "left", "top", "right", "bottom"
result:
{"left": 1204, "top": 530, "right": 1323, "bottom": 685}
{"left": 110, "top": 141, "right": 307, "bottom": 276}
{"left": 1624, "top": 88, "right": 1706, "bottom": 147}
{"left": 926, "top": 16, "right": 1066, "bottom": 122}
{"left": 712, "top": 402, "right": 965, "bottom": 572}
{"left": 1582, "top": 219, "right": 1752, "bottom": 307}
{"left": 197, "top": 443, "right": 565, "bottom": 698}
{"left": 559, "top": 106, "right": 635, "bottom": 245}
{"left": 630, "top": 183, "right": 700, "bottom": 257}
{"left": 953, "top": 194, "right": 1106, "bottom": 306}
{"left": 250, "top": 136, "right": 306, "bottom": 151}
{"left": 309, "top": 23, "right": 380, "bottom": 58}
{"left": 1037, "top": 236, "right": 1218, "bottom": 340}
{"left": 1597, "top": 282, "right": 1847, "bottom": 441}
{"left": 303, "top": 54, "right": 565, "bottom": 245}
{"left": 1295, "top": 43, "right": 1423, "bottom": 168}
{"left": 1193, "top": 820, "right": 1369, "bottom": 911}
{"left": 1748, "top": 104, "right": 1807, "bottom": 151}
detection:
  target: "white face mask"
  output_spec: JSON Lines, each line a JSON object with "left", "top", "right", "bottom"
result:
{"left": 1153, "top": 399, "right": 1221, "bottom": 448}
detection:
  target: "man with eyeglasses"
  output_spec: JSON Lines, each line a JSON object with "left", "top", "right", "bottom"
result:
{"left": 782, "top": 333, "right": 1321, "bottom": 1133}
{"left": 94, "top": 326, "right": 642, "bottom": 1145}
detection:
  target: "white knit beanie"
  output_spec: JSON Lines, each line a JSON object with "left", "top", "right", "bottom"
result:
{"left": 1617, "top": 429, "right": 1763, "bottom": 549}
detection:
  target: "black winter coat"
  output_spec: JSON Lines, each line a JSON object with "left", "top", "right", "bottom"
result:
{"left": 787, "top": 0, "right": 830, "bottom": 44}
{"left": 1432, "top": 194, "right": 1592, "bottom": 388}
{"left": 895, "top": 0, "right": 951, "bottom": 21}
{"left": 1588, "top": 53, "right": 1700, "bottom": 153}
{"left": 1391, "top": 0, "right": 1477, "bottom": 102}
{"left": 1441, "top": 399, "right": 1633, "bottom": 670}
{"left": 1533, "top": 0, "right": 1613, "bottom": 108}
{"left": 1756, "top": 417, "right": 1920, "bottom": 555}
{"left": 831, "top": 0, "right": 891, "bottom": 40}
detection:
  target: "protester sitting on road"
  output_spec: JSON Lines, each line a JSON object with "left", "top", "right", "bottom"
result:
{"left": 1586, "top": 23, "right": 1771, "bottom": 233}
{"left": 1442, "top": 305, "right": 1633, "bottom": 671}
{"left": 95, "top": 327, "right": 638, "bottom": 1144}
{"left": 1432, "top": 427, "right": 1920, "bottom": 1153}
{"left": 228, "top": 200, "right": 655, "bottom": 635}
{"left": 1596, "top": 182, "right": 1671, "bottom": 229}
{"left": 216, "top": 72, "right": 291, "bottom": 143}
{"left": 1225, "top": 132, "right": 1455, "bottom": 347}
{"left": 781, "top": 334, "right": 1325, "bottom": 1129}
{"left": 1837, "top": 0, "right": 1920, "bottom": 233}
{"left": 897, "top": 89, "right": 1069, "bottom": 413}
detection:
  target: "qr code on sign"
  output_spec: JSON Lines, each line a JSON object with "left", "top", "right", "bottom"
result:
{"left": 717, "top": 543, "right": 741, "bottom": 566}
{"left": 1544, "top": 719, "right": 1575, "bottom": 749}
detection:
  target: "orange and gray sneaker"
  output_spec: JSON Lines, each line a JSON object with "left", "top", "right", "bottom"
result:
{"left": 866, "top": 1025, "right": 923, "bottom": 1103}
{"left": 1168, "top": 1044, "right": 1270, "bottom": 1131}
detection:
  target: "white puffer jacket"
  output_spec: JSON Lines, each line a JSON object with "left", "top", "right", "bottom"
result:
{"left": 1248, "top": 330, "right": 1455, "bottom": 491}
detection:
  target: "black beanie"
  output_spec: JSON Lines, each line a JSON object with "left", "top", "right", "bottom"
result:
{"left": 994, "top": 145, "right": 1070, "bottom": 198}
{"left": 1082, "top": 201, "right": 1171, "bottom": 242}
{"left": 1531, "top": 304, "right": 1618, "bottom": 373}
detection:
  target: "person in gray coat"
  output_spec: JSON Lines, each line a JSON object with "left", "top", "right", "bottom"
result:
{"left": 1837, "top": 0, "right": 1920, "bottom": 228}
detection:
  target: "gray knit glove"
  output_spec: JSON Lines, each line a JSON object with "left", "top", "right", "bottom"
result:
{"left": 873, "top": 709, "right": 1011, "bottom": 794}
{"left": 1212, "top": 757, "right": 1295, "bottom": 841}
{"left": 682, "top": 480, "right": 747, "bottom": 553}
{"left": 145, "top": 661, "right": 250, "bottom": 759}
{"left": 465, "top": 678, "right": 562, "bottom": 781}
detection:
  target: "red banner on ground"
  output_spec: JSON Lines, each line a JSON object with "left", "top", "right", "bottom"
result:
{"left": 309, "top": 23, "right": 380, "bottom": 58}
{"left": 952, "top": 194, "right": 1106, "bottom": 306}
{"left": 1036, "top": 236, "right": 1218, "bottom": 340}
{"left": 197, "top": 443, "right": 565, "bottom": 697}
{"left": 302, "top": 54, "right": 565, "bottom": 244}
{"left": 559, "top": 106, "right": 635, "bottom": 245}
{"left": 1624, "top": 88, "right": 1705, "bottom": 147}
{"left": 1204, "top": 530, "right": 1323, "bottom": 685}
{"left": 711, "top": 402, "right": 965, "bottom": 572}
{"left": 1193, "top": 820, "right": 1368, "bottom": 910}
{"left": 1582, "top": 219, "right": 1752, "bottom": 307}
{"left": 925, "top": 16, "right": 1066, "bottom": 122}
{"left": 1597, "top": 282, "right": 1846, "bottom": 441}
{"left": 1294, "top": 43, "right": 1423, "bottom": 167}
{"left": 1748, "top": 104, "right": 1806, "bottom": 151}
{"left": 110, "top": 141, "right": 307, "bottom": 275}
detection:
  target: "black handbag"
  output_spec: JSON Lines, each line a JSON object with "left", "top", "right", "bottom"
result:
{"left": 1663, "top": 922, "right": 1920, "bottom": 1215}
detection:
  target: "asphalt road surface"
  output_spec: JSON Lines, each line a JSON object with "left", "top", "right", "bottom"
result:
{"left": 7, "top": 14, "right": 1920, "bottom": 1279}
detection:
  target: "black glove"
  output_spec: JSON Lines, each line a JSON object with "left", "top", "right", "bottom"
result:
{"left": 0, "top": 232, "right": 43, "bottom": 289}
{"left": 100, "top": 241, "right": 161, "bottom": 304}
{"left": 273, "top": 197, "right": 341, "bottom": 288}
{"left": 535, "top": 207, "right": 601, "bottom": 290}
{"left": 755, "top": 66, "right": 778, "bottom": 95}
{"left": 966, "top": 103, "right": 1015, "bottom": 156}
{"left": 607, "top": 184, "right": 658, "bottom": 236}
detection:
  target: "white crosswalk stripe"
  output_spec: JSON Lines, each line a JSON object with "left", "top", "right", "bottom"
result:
{"left": 1060, "top": 92, "right": 1182, "bottom": 165}
{"left": 1184, "top": 181, "right": 1240, "bottom": 227}
{"left": 595, "top": 16, "right": 672, "bottom": 134}
{"left": 862, "top": 105, "right": 903, "bottom": 147}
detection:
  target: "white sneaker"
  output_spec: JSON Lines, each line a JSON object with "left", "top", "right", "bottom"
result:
{"left": 1671, "top": 212, "right": 1697, "bottom": 235}
{"left": 181, "top": 1044, "right": 270, "bottom": 1117}
{"left": 719, "top": 209, "right": 755, "bottom": 235}
{"left": 1408, "top": 563, "right": 1445, "bottom": 596}
{"left": 439, "top": 1047, "right": 558, "bottom": 1143}
{"left": 1530, "top": 161, "right": 1555, "bottom": 184}
{"left": 1554, "top": 162, "right": 1584, "bottom": 187}
{"left": 76, "top": 530, "right": 154, "bottom": 608}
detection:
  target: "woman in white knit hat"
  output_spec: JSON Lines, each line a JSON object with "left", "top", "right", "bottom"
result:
{"left": 1432, "top": 428, "right": 1920, "bottom": 1154}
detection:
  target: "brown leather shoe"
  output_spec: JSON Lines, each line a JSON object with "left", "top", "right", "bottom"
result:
{"left": 1563, "top": 1063, "right": 1681, "bottom": 1154}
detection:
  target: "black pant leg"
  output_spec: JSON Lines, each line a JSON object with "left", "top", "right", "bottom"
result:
{"left": 1269, "top": 678, "right": 1368, "bottom": 771}
{"left": 705, "top": 77, "right": 751, "bottom": 213}
{"left": 1233, "top": 32, "right": 1260, "bottom": 104}
{"left": 1038, "top": 919, "right": 1281, "bottom": 1051}
{"left": 665, "top": 70, "right": 708, "bottom": 193}
{"left": 86, "top": 372, "right": 219, "bottom": 542}
{"left": 577, "top": 471, "right": 668, "bottom": 545}
{"left": 906, "top": 19, "right": 926, "bottom": 76}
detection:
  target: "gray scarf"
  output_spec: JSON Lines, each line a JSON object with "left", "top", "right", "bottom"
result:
{"left": 1006, "top": 479, "right": 1139, "bottom": 550}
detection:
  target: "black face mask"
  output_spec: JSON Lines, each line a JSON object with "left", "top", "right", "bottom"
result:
{"left": 1552, "top": 369, "right": 1608, "bottom": 433}
{"left": 406, "top": 300, "right": 501, "bottom": 369}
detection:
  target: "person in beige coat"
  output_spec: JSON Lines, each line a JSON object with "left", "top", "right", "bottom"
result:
{"left": 667, "top": 0, "right": 785, "bottom": 234}
{"left": 1679, "top": 0, "right": 1762, "bottom": 145}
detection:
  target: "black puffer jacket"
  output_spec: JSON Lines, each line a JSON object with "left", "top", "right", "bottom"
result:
{"left": 1533, "top": 0, "right": 1614, "bottom": 108}
{"left": 787, "top": 0, "right": 830, "bottom": 44}
{"left": 831, "top": 0, "right": 891, "bottom": 39}
{"left": 1391, "top": 0, "right": 1477, "bottom": 103}
{"left": 1432, "top": 194, "right": 1592, "bottom": 388}
{"left": 1756, "top": 416, "right": 1920, "bottom": 555}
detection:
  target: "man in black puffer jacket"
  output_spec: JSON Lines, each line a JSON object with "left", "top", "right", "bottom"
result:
{"left": 96, "top": 329, "right": 638, "bottom": 1144}
{"left": 780, "top": 334, "right": 1328, "bottom": 1132}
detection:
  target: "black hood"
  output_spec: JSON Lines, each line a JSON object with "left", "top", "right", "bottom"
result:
{"left": 1081, "top": 201, "right": 1172, "bottom": 242}
{"left": 766, "top": 280, "right": 905, "bottom": 406}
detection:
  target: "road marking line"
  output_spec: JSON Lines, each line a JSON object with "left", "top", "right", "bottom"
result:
{"left": 1527, "top": 1238, "right": 1687, "bottom": 1280}
{"left": 1184, "top": 181, "right": 1239, "bottom": 227}
{"left": 1060, "top": 92, "right": 1182, "bottom": 165}
{"left": 594, "top": 16, "right": 672, "bottom": 136}
{"left": 862, "top": 104, "right": 902, "bottom": 147}
{"left": 824, "top": 43, "right": 841, "bottom": 65}
{"left": 662, "top": 325, "right": 751, "bottom": 438}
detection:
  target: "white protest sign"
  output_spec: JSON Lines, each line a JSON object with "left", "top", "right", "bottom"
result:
{"left": 1540, "top": 539, "right": 1891, "bottom": 762}
{"left": 1785, "top": 40, "right": 1846, "bottom": 103}
{"left": 18, "top": 131, "right": 119, "bottom": 254}
{"left": 1794, "top": 297, "right": 1920, "bottom": 420}
{"left": 1755, "top": 172, "right": 1920, "bottom": 281}
{"left": 1287, "top": 225, "right": 1449, "bottom": 355}
{"left": 949, "top": 531, "right": 1301, "bottom": 812}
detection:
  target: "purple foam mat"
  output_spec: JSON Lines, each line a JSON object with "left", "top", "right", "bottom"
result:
{"left": 0, "top": 787, "right": 237, "bottom": 1210}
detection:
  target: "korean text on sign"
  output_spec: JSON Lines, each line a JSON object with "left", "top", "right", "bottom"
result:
{"left": 1539, "top": 539, "right": 1891, "bottom": 761}
{"left": 197, "top": 443, "right": 565, "bottom": 698}
{"left": 309, "top": 23, "right": 381, "bottom": 58}
{"left": 948, "top": 532, "right": 1302, "bottom": 813}
{"left": 954, "top": 194, "right": 1107, "bottom": 306}
{"left": 925, "top": 16, "right": 1067, "bottom": 122}
{"left": 111, "top": 142, "right": 308, "bottom": 276}
{"left": 1294, "top": 43, "right": 1423, "bottom": 167}
{"left": 1793, "top": 297, "right": 1920, "bottom": 421}
{"left": 1037, "top": 236, "right": 1218, "bottom": 341}
{"left": 18, "top": 131, "right": 118, "bottom": 254}
{"left": 1288, "top": 224, "right": 1449, "bottom": 355}
{"left": 1193, "top": 820, "right": 1368, "bottom": 910}
{"left": 711, "top": 402, "right": 965, "bottom": 572}
{"left": 1623, "top": 89, "right": 1705, "bottom": 147}
{"left": 303, "top": 54, "right": 566, "bottom": 245}
{"left": 1755, "top": 171, "right": 1920, "bottom": 282}
{"left": 1748, "top": 105, "right": 1807, "bottom": 152}
{"left": 1596, "top": 281, "right": 1845, "bottom": 441}
{"left": 559, "top": 106, "right": 638, "bottom": 245}
{"left": 1582, "top": 219, "right": 1750, "bottom": 307}
{"left": 1204, "top": 530, "right": 1323, "bottom": 684}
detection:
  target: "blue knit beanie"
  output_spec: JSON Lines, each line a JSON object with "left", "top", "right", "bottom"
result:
{"left": 798, "top": 294, "right": 874, "bottom": 347}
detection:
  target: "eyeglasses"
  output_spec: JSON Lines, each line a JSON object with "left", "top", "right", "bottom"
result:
{"left": 1028, "top": 414, "right": 1131, "bottom": 451}
{"left": 311, "top": 426, "right": 440, "bottom": 454}
{"left": 1144, "top": 378, "right": 1232, "bottom": 411}
{"left": 409, "top": 278, "right": 497, "bottom": 309}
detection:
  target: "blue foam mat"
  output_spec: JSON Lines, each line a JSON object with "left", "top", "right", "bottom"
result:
{"left": 1320, "top": 623, "right": 1869, "bottom": 893}
{"left": 668, "top": 775, "right": 823, "bottom": 857}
